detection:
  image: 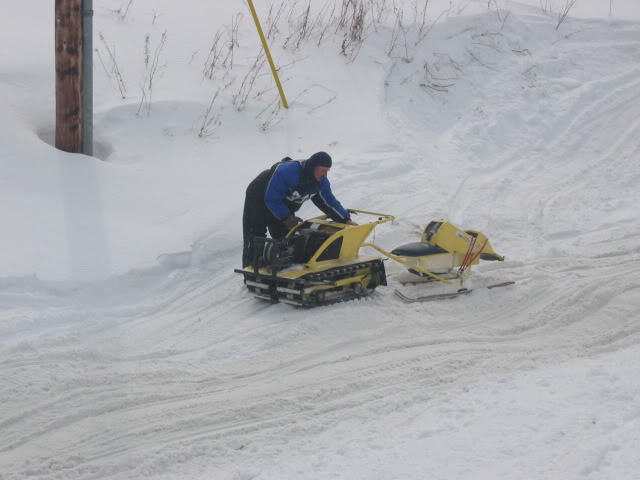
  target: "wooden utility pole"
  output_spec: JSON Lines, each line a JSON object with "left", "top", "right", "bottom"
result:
{"left": 55, "top": 0, "right": 83, "bottom": 153}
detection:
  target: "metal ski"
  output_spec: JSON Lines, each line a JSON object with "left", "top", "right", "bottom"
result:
{"left": 394, "top": 281, "right": 515, "bottom": 303}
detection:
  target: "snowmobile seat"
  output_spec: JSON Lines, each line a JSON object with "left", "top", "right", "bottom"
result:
{"left": 391, "top": 242, "right": 447, "bottom": 257}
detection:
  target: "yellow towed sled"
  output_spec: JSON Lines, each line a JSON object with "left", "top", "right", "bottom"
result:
{"left": 234, "top": 210, "right": 513, "bottom": 307}
{"left": 387, "top": 220, "right": 514, "bottom": 301}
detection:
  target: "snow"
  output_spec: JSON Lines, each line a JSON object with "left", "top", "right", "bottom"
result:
{"left": 1, "top": 0, "right": 640, "bottom": 479}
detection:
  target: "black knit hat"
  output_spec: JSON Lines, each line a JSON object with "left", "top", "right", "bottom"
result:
{"left": 306, "top": 151, "right": 332, "bottom": 168}
{"left": 301, "top": 152, "right": 332, "bottom": 184}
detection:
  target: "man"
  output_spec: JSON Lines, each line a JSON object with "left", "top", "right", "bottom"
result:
{"left": 242, "top": 151, "right": 356, "bottom": 267}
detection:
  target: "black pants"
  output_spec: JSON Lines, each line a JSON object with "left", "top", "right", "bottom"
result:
{"left": 242, "top": 202, "right": 288, "bottom": 268}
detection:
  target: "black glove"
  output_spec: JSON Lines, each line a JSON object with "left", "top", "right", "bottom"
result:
{"left": 283, "top": 215, "right": 303, "bottom": 230}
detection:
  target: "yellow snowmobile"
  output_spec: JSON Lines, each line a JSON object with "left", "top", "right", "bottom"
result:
{"left": 234, "top": 210, "right": 512, "bottom": 306}
{"left": 234, "top": 210, "right": 393, "bottom": 307}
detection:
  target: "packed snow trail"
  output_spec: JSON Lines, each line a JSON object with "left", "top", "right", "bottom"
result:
{"left": 2, "top": 254, "right": 639, "bottom": 478}
{"left": 2, "top": 5, "right": 640, "bottom": 480}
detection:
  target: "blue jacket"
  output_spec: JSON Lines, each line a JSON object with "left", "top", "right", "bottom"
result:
{"left": 264, "top": 161, "right": 350, "bottom": 221}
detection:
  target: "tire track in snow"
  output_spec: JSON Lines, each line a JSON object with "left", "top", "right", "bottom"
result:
{"left": 444, "top": 69, "right": 640, "bottom": 236}
{"left": 6, "top": 253, "right": 639, "bottom": 479}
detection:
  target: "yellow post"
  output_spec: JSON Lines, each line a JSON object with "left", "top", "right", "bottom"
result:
{"left": 247, "top": 0, "right": 289, "bottom": 109}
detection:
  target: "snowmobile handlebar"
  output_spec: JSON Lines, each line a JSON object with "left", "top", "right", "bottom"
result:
{"left": 346, "top": 209, "right": 395, "bottom": 225}
{"left": 306, "top": 210, "right": 394, "bottom": 227}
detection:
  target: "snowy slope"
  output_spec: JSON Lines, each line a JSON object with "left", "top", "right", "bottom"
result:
{"left": 1, "top": 1, "right": 640, "bottom": 479}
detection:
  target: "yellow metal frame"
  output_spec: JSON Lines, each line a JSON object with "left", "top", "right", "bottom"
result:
{"left": 238, "top": 210, "right": 393, "bottom": 281}
{"left": 361, "top": 242, "right": 454, "bottom": 284}
{"left": 247, "top": 0, "right": 289, "bottom": 109}
{"left": 287, "top": 209, "right": 394, "bottom": 267}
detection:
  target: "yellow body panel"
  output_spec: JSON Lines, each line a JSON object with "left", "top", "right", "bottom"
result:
{"left": 424, "top": 221, "right": 504, "bottom": 263}
{"left": 307, "top": 223, "right": 376, "bottom": 264}
{"left": 238, "top": 210, "right": 394, "bottom": 279}
{"left": 423, "top": 222, "right": 471, "bottom": 253}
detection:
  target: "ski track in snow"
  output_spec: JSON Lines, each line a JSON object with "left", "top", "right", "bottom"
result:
{"left": 2, "top": 6, "right": 640, "bottom": 480}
